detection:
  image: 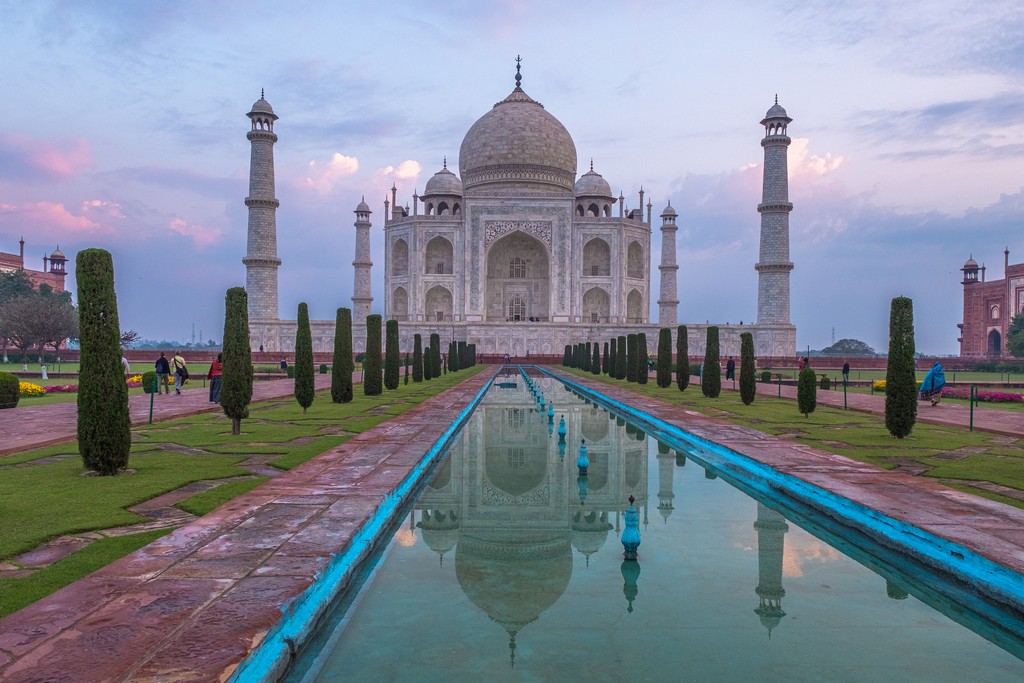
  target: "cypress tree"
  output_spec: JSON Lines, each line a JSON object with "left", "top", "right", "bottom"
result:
{"left": 294, "top": 302, "right": 315, "bottom": 413}
{"left": 221, "top": 288, "right": 254, "bottom": 435}
{"left": 609, "top": 338, "right": 617, "bottom": 375}
{"left": 449, "top": 340, "right": 460, "bottom": 372}
{"left": 404, "top": 353, "right": 410, "bottom": 385}
{"left": 423, "top": 339, "right": 434, "bottom": 380}
{"left": 331, "top": 308, "right": 353, "bottom": 403}
{"left": 384, "top": 319, "right": 400, "bottom": 390}
{"left": 458, "top": 340, "right": 467, "bottom": 368}
{"left": 413, "top": 333, "right": 423, "bottom": 382}
{"left": 885, "top": 296, "right": 917, "bottom": 438}
{"left": 592, "top": 341, "right": 600, "bottom": 375}
{"left": 583, "top": 342, "right": 592, "bottom": 371}
{"left": 626, "top": 333, "right": 639, "bottom": 382}
{"left": 739, "top": 331, "right": 756, "bottom": 405}
{"left": 637, "top": 332, "right": 649, "bottom": 385}
{"left": 616, "top": 335, "right": 627, "bottom": 379}
{"left": 676, "top": 325, "right": 689, "bottom": 391}
{"left": 364, "top": 314, "right": 383, "bottom": 395}
{"left": 701, "top": 326, "right": 721, "bottom": 398}
{"left": 571, "top": 343, "right": 578, "bottom": 368}
{"left": 603, "top": 341, "right": 610, "bottom": 374}
{"left": 563, "top": 344, "right": 572, "bottom": 366}
{"left": 76, "top": 248, "right": 130, "bottom": 474}
{"left": 798, "top": 365, "right": 817, "bottom": 417}
{"left": 656, "top": 328, "right": 672, "bottom": 388}
{"left": 430, "top": 333, "right": 442, "bottom": 380}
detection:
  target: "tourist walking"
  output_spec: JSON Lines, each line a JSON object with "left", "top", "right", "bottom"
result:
{"left": 154, "top": 352, "right": 171, "bottom": 394}
{"left": 171, "top": 351, "right": 188, "bottom": 395}
{"left": 725, "top": 357, "right": 736, "bottom": 381}
{"left": 208, "top": 353, "right": 223, "bottom": 403}
{"left": 121, "top": 352, "right": 131, "bottom": 379}
{"left": 920, "top": 362, "right": 946, "bottom": 406}
{"left": 842, "top": 360, "right": 850, "bottom": 384}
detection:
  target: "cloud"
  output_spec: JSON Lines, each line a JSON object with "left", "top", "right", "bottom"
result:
{"left": 0, "top": 134, "right": 93, "bottom": 182}
{"left": 168, "top": 217, "right": 222, "bottom": 248}
{"left": 304, "top": 153, "right": 359, "bottom": 194}
{"left": 81, "top": 199, "right": 125, "bottom": 220}
{"left": 0, "top": 201, "right": 105, "bottom": 238}
{"left": 789, "top": 137, "right": 844, "bottom": 178}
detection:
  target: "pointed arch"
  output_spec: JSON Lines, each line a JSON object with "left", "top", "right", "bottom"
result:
{"left": 583, "top": 286, "right": 610, "bottom": 324}
{"left": 391, "top": 238, "right": 409, "bottom": 277}
{"left": 425, "top": 285, "right": 453, "bottom": 322}
{"left": 626, "top": 288, "right": 643, "bottom": 323}
{"left": 392, "top": 286, "right": 408, "bottom": 320}
{"left": 425, "top": 236, "right": 453, "bottom": 274}
{"left": 583, "top": 238, "right": 611, "bottom": 277}
{"left": 627, "top": 240, "right": 644, "bottom": 279}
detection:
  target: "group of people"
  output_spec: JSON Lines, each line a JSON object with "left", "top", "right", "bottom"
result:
{"left": 151, "top": 351, "right": 222, "bottom": 402}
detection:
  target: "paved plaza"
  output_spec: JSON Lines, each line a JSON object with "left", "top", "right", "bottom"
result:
{"left": 1, "top": 368, "right": 1023, "bottom": 680}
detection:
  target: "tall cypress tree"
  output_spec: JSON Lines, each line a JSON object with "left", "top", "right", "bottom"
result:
{"left": 384, "top": 319, "right": 400, "bottom": 390}
{"left": 603, "top": 341, "right": 610, "bottom": 374}
{"left": 413, "top": 333, "right": 424, "bottom": 382}
{"left": 609, "top": 338, "right": 617, "bottom": 376}
{"left": 364, "top": 314, "right": 383, "bottom": 395}
{"left": 563, "top": 345, "right": 572, "bottom": 366}
{"left": 739, "top": 331, "right": 756, "bottom": 405}
{"left": 616, "top": 335, "right": 627, "bottom": 379}
{"left": 583, "top": 342, "right": 592, "bottom": 371}
{"left": 626, "top": 333, "right": 639, "bottom": 382}
{"left": 676, "top": 325, "right": 689, "bottom": 392}
{"left": 222, "top": 287, "right": 253, "bottom": 434}
{"left": 701, "top": 326, "right": 721, "bottom": 398}
{"left": 76, "top": 249, "right": 130, "bottom": 474}
{"left": 294, "top": 302, "right": 315, "bottom": 413}
{"left": 449, "top": 340, "right": 460, "bottom": 372}
{"left": 798, "top": 365, "right": 818, "bottom": 417}
{"left": 423, "top": 338, "right": 434, "bottom": 380}
{"left": 637, "top": 332, "right": 649, "bottom": 385}
{"left": 591, "top": 342, "right": 600, "bottom": 375}
{"left": 885, "top": 297, "right": 917, "bottom": 438}
{"left": 332, "top": 308, "right": 353, "bottom": 403}
{"left": 458, "top": 341, "right": 467, "bottom": 368}
{"left": 656, "top": 328, "right": 672, "bottom": 388}
{"left": 430, "top": 333, "right": 442, "bottom": 380}
{"left": 404, "top": 353, "right": 410, "bottom": 385}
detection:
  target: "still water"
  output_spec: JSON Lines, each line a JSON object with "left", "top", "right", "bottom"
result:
{"left": 295, "top": 376, "right": 1024, "bottom": 682}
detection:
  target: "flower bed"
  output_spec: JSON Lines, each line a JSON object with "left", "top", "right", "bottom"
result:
{"left": 871, "top": 379, "right": 923, "bottom": 391}
{"left": 941, "top": 387, "right": 1024, "bottom": 403}
{"left": 19, "top": 382, "right": 45, "bottom": 397}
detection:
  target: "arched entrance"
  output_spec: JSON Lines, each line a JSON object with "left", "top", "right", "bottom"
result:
{"left": 988, "top": 329, "right": 1002, "bottom": 355}
{"left": 485, "top": 231, "right": 550, "bottom": 322}
{"left": 582, "top": 287, "right": 610, "bottom": 323}
{"left": 425, "top": 285, "right": 453, "bottom": 322}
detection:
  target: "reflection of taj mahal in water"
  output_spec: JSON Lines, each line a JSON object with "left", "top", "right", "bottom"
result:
{"left": 407, "top": 380, "right": 794, "bottom": 658}
{"left": 242, "top": 60, "right": 797, "bottom": 357}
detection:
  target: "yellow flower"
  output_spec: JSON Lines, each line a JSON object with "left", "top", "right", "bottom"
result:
{"left": 19, "top": 381, "right": 45, "bottom": 397}
{"left": 872, "top": 379, "right": 923, "bottom": 390}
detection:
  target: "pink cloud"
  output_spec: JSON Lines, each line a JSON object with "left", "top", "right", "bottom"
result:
{"left": 169, "top": 217, "right": 222, "bottom": 248}
{"left": 303, "top": 152, "right": 360, "bottom": 194}
{"left": 0, "top": 134, "right": 93, "bottom": 181}
{"left": 0, "top": 201, "right": 105, "bottom": 238}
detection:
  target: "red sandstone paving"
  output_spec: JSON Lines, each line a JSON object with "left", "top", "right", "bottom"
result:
{"left": 0, "top": 368, "right": 495, "bottom": 682}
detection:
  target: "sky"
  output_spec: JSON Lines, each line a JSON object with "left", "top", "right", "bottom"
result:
{"left": 0, "top": 0, "right": 1021, "bottom": 355}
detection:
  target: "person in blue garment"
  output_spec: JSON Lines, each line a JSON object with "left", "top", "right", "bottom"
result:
{"left": 919, "top": 361, "right": 946, "bottom": 406}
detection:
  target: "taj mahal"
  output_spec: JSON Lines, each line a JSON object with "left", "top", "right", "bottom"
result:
{"left": 243, "top": 62, "right": 796, "bottom": 358}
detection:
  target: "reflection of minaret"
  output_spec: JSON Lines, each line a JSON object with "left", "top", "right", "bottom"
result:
{"left": 755, "top": 96, "right": 794, "bottom": 325}
{"left": 242, "top": 91, "right": 282, "bottom": 321}
{"left": 352, "top": 199, "right": 374, "bottom": 321}
{"left": 657, "top": 203, "right": 679, "bottom": 324}
{"left": 753, "top": 502, "right": 789, "bottom": 636}
{"left": 656, "top": 442, "right": 675, "bottom": 522}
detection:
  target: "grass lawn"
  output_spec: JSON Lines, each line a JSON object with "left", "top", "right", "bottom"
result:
{"left": 562, "top": 367, "right": 1024, "bottom": 507}
{"left": 0, "top": 364, "right": 487, "bottom": 618}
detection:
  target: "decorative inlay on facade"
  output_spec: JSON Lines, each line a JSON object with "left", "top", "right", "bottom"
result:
{"left": 484, "top": 220, "right": 552, "bottom": 248}
{"left": 482, "top": 479, "right": 551, "bottom": 506}
{"left": 425, "top": 230, "right": 456, "bottom": 241}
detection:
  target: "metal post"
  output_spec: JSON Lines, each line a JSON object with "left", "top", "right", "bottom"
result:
{"left": 969, "top": 385, "right": 975, "bottom": 432}
{"left": 149, "top": 377, "right": 156, "bottom": 424}
{"left": 843, "top": 377, "right": 847, "bottom": 410}
{"left": 777, "top": 372, "right": 781, "bottom": 398}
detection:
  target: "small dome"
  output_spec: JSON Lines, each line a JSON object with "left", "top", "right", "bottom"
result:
{"left": 355, "top": 199, "right": 371, "bottom": 213}
{"left": 250, "top": 96, "right": 275, "bottom": 116}
{"left": 661, "top": 202, "right": 677, "bottom": 218}
{"left": 764, "top": 102, "right": 788, "bottom": 119}
{"left": 963, "top": 257, "right": 979, "bottom": 270}
{"left": 50, "top": 246, "right": 65, "bottom": 260}
{"left": 573, "top": 168, "right": 612, "bottom": 198}
{"left": 423, "top": 164, "right": 464, "bottom": 197}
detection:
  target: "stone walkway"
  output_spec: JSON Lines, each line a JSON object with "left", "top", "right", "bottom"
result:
{"left": 2, "top": 367, "right": 1024, "bottom": 681}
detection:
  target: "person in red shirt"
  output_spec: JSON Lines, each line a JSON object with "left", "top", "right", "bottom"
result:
{"left": 208, "top": 353, "right": 223, "bottom": 403}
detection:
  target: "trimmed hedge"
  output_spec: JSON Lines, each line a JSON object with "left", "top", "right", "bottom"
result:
{"left": 0, "top": 371, "right": 20, "bottom": 409}
{"left": 657, "top": 328, "right": 672, "bottom": 388}
{"left": 222, "top": 287, "right": 253, "bottom": 433}
{"left": 294, "top": 302, "right": 314, "bottom": 413}
{"left": 413, "top": 334, "right": 424, "bottom": 382}
{"left": 885, "top": 296, "right": 917, "bottom": 438}
{"left": 364, "top": 314, "right": 382, "bottom": 395}
{"left": 384, "top": 319, "right": 400, "bottom": 390}
{"left": 332, "top": 308, "right": 353, "bottom": 403}
{"left": 637, "top": 332, "right": 649, "bottom": 385}
{"left": 798, "top": 366, "right": 818, "bottom": 417}
{"left": 739, "top": 332, "right": 756, "bottom": 405}
{"left": 142, "top": 370, "right": 157, "bottom": 394}
{"left": 701, "top": 326, "right": 721, "bottom": 398}
{"left": 676, "top": 325, "right": 689, "bottom": 392}
{"left": 626, "top": 334, "right": 639, "bottom": 382}
{"left": 615, "top": 335, "right": 627, "bottom": 380}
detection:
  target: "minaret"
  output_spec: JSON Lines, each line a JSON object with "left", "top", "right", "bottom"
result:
{"left": 352, "top": 199, "right": 374, "bottom": 322}
{"left": 753, "top": 502, "right": 789, "bottom": 636}
{"left": 656, "top": 443, "right": 675, "bottom": 522}
{"left": 755, "top": 96, "right": 794, "bottom": 325}
{"left": 242, "top": 91, "right": 282, "bottom": 321}
{"left": 657, "top": 202, "right": 679, "bottom": 324}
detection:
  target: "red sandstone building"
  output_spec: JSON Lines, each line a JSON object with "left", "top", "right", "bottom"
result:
{"left": 959, "top": 248, "right": 1024, "bottom": 357}
{"left": 0, "top": 239, "right": 68, "bottom": 292}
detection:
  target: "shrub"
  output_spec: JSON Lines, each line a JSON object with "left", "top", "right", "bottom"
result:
{"left": 592, "top": 342, "right": 601, "bottom": 375}
{"left": 761, "top": 369, "right": 773, "bottom": 384}
{"left": 413, "top": 334, "right": 424, "bottom": 382}
{"left": 563, "top": 344, "right": 572, "bottom": 366}
{"left": 637, "top": 333, "right": 649, "bottom": 385}
{"left": 616, "top": 335, "right": 627, "bottom": 379}
{"left": 656, "top": 329, "right": 672, "bottom": 388}
{"left": 319, "top": 363, "right": 328, "bottom": 374}
{"left": 332, "top": 308, "right": 354, "bottom": 403}
{"left": 626, "top": 334, "right": 639, "bottom": 382}
{"left": 384, "top": 319, "right": 400, "bottom": 390}
{"left": 449, "top": 340, "right": 460, "bottom": 372}
{"left": 294, "top": 302, "right": 314, "bottom": 413}
{"left": 458, "top": 341, "right": 468, "bottom": 368}
{"left": 430, "top": 333, "right": 442, "bottom": 380}
{"left": 141, "top": 370, "right": 157, "bottom": 394}
{"left": 798, "top": 366, "right": 817, "bottom": 417}
{"left": 819, "top": 375, "right": 831, "bottom": 390}
{"left": 364, "top": 314, "right": 383, "bottom": 395}
{"left": 676, "top": 325, "right": 689, "bottom": 392}
{"left": 701, "top": 326, "right": 721, "bottom": 398}
{"left": 740, "top": 332, "right": 756, "bottom": 405}
{"left": 885, "top": 296, "right": 917, "bottom": 438}
{"left": 76, "top": 248, "right": 130, "bottom": 475}
{"left": 0, "top": 371, "right": 19, "bottom": 409}
{"left": 222, "top": 287, "right": 253, "bottom": 434}
{"left": 602, "top": 341, "right": 610, "bottom": 374}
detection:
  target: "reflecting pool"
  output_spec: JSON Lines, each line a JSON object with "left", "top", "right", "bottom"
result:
{"left": 291, "top": 375, "right": 1024, "bottom": 682}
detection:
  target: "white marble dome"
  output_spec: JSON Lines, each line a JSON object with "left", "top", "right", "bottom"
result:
{"left": 459, "top": 87, "right": 577, "bottom": 194}
{"left": 573, "top": 167, "right": 612, "bottom": 198}
{"left": 423, "top": 164, "right": 463, "bottom": 197}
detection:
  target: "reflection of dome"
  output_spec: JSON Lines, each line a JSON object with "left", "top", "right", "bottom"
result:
{"left": 485, "top": 447, "right": 548, "bottom": 497}
{"left": 459, "top": 86, "right": 577, "bottom": 194}
{"left": 423, "top": 162, "right": 464, "bottom": 197}
{"left": 455, "top": 532, "right": 572, "bottom": 654}
{"left": 418, "top": 509, "right": 460, "bottom": 561}
{"left": 571, "top": 510, "right": 612, "bottom": 561}
{"left": 429, "top": 457, "right": 452, "bottom": 490}
{"left": 573, "top": 167, "right": 612, "bottom": 198}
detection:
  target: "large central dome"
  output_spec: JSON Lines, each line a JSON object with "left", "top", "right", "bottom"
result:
{"left": 459, "top": 86, "right": 577, "bottom": 194}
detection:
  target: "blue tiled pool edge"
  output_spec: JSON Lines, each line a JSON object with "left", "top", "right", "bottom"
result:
{"left": 538, "top": 366, "right": 1024, "bottom": 618}
{"left": 228, "top": 369, "right": 498, "bottom": 683}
